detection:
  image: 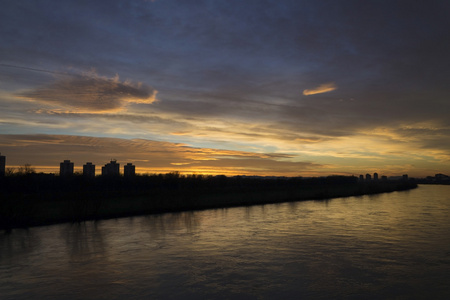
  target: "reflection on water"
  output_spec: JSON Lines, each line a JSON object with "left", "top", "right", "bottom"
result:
{"left": 1, "top": 185, "right": 450, "bottom": 299}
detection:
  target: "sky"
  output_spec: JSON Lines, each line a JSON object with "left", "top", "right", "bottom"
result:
{"left": 1, "top": 0, "right": 449, "bottom": 177}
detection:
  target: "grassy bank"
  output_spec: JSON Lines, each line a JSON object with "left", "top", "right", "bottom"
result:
{"left": 0, "top": 174, "right": 417, "bottom": 230}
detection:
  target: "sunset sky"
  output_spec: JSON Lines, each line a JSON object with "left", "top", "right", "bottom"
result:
{"left": 1, "top": 0, "right": 449, "bottom": 177}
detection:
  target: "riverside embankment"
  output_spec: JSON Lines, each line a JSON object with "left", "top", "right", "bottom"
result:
{"left": 0, "top": 174, "right": 417, "bottom": 230}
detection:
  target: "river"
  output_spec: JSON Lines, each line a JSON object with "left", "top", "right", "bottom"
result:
{"left": 1, "top": 184, "right": 449, "bottom": 299}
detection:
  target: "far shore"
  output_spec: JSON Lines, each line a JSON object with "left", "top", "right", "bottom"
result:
{"left": 0, "top": 174, "right": 417, "bottom": 230}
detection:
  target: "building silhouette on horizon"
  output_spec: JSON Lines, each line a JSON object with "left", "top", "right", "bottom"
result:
{"left": 124, "top": 163, "right": 136, "bottom": 177}
{"left": 83, "top": 162, "right": 95, "bottom": 178}
{"left": 102, "top": 160, "right": 120, "bottom": 176}
{"left": 0, "top": 153, "right": 5, "bottom": 176}
{"left": 60, "top": 160, "right": 74, "bottom": 177}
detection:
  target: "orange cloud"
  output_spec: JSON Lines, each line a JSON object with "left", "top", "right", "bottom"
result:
{"left": 303, "top": 82, "right": 337, "bottom": 96}
{"left": 0, "top": 134, "right": 320, "bottom": 176}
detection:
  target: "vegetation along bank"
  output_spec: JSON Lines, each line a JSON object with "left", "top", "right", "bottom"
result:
{"left": 0, "top": 173, "right": 417, "bottom": 230}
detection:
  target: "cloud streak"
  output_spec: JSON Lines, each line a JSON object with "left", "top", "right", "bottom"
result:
{"left": 303, "top": 82, "right": 337, "bottom": 96}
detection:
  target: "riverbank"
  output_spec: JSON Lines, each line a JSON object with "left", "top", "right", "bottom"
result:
{"left": 0, "top": 174, "right": 417, "bottom": 230}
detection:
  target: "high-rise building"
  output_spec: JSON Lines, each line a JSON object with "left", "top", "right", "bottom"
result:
{"left": 102, "top": 160, "right": 120, "bottom": 176}
{"left": 83, "top": 162, "right": 95, "bottom": 178}
{"left": 365, "top": 173, "right": 372, "bottom": 181}
{"left": 60, "top": 160, "right": 74, "bottom": 176}
{"left": 124, "top": 163, "right": 135, "bottom": 177}
{"left": 0, "top": 153, "right": 5, "bottom": 176}
{"left": 373, "top": 173, "right": 379, "bottom": 181}
{"left": 359, "top": 174, "right": 364, "bottom": 182}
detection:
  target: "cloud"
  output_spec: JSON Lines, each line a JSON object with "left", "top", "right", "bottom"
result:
{"left": 1, "top": 1, "right": 450, "bottom": 178}
{"left": 0, "top": 134, "right": 320, "bottom": 176}
{"left": 19, "top": 73, "right": 157, "bottom": 112}
{"left": 303, "top": 82, "right": 337, "bottom": 96}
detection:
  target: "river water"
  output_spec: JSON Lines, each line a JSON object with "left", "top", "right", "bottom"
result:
{"left": 1, "top": 185, "right": 449, "bottom": 299}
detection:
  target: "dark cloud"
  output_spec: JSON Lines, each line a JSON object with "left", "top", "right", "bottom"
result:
{"left": 394, "top": 127, "right": 450, "bottom": 154}
{"left": 19, "top": 74, "right": 156, "bottom": 112}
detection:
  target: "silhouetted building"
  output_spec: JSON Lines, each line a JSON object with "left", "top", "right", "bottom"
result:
{"left": 124, "top": 163, "right": 135, "bottom": 177}
{"left": 381, "top": 175, "right": 388, "bottom": 181}
{"left": 0, "top": 153, "right": 5, "bottom": 176}
{"left": 359, "top": 175, "right": 364, "bottom": 182}
{"left": 83, "top": 162, "right": 95, "bottom": 178}
{"left": 102, "top": 160, "right": 120, "bottom": 176}
{"left": 60, "top": 160, "right": 74, "bottom": 176}
{"left": 402, "top": 174, "right": 408, "bottom": 181}
{"left": 373, "top": 173, "right": 378, "bottom": 181}
{"left": 365, "top": 173, "right": 372, "bottom": 181}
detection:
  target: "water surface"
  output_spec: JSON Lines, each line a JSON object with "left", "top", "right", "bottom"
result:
{"left": 1, "top": 185, "right": 450, "bottom": 299}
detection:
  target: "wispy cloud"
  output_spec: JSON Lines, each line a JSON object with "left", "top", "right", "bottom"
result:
{"left": 0, "top": 134, "right": 320, "bottom": 176}
{"left": 303, "top": 82, "right": 337, "bottom": 96}
{"left": 18, "top": 72, "right": 157, "bottom": 113}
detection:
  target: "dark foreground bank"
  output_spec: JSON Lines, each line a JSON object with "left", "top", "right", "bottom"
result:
{"left": 0, "top": 174, "right": 417, "bottom": 230}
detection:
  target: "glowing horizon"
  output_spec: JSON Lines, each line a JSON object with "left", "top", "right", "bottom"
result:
{"left": 0, "top": 134, "right": 441, "bottom": 178}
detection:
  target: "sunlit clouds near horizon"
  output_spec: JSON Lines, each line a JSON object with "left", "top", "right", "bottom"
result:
{"left": 1, "top": 0, "right": 450, "bottom": 177}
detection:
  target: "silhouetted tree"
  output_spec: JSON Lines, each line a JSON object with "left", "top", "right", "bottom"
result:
{"left": 17, "top": 164, "right": 35, "bottom": 175}
{"left": 5, "top": 167, "right": 15, "bottom": 176}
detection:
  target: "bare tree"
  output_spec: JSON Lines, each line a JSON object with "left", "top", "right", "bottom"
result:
{"left": 17, "top": 164, "right": 36, "bottom": 175}
{"left": 5, "top": 167, "right": 15, "bottom": 176}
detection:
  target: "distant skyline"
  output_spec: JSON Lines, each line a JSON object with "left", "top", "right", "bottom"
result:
{"left": 1, "top": 1, "right": 450, "bottom": 177}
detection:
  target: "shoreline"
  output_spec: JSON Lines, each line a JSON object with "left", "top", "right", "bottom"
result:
{"left": 0, "top": 175, "right": 417, "bottom": 231}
